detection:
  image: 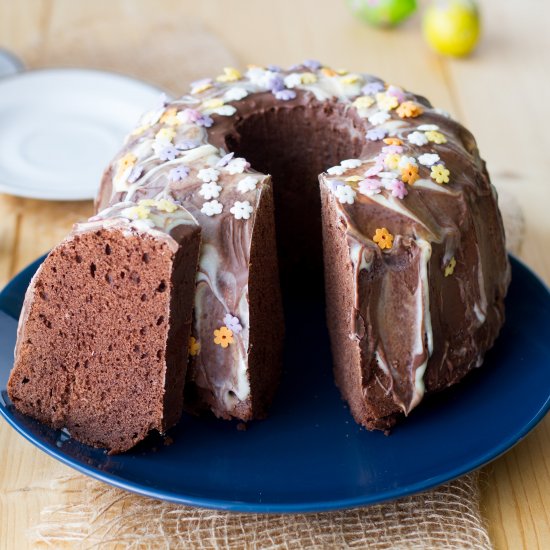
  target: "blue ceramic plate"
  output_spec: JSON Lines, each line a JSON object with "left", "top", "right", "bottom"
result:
{"left": 1, "top": 255, "right": 549, "bottom": 513}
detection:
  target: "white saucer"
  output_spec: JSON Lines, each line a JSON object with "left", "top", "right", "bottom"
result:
{"left": 0, "top": 69, "right": 167, "bottom": 201}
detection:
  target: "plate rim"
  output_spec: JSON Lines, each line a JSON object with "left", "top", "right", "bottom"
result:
{"left": 1, "top": 254, "right": 549, "bottom": 514}
{"left": 0, "top": 67, "right": 169, "bottom": 201}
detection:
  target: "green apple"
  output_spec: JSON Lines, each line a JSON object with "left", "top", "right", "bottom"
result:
{"left": 423, "top": 0, "right": 481, "bottom": 57}
{"left": 348, "top": 0, "right": 417, "bottom": 28}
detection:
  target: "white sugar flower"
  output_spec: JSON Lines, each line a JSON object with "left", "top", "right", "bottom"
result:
{"left": 284, "top": 73, "right": 302, "bottom": 89}
{"left": 341, "top": 159, "right": 362, "bottom": 169}
{"left": 201, "top": 200, "right": 223, "bottom": 216}
{"left": 434, "top": 108, "right": 450, "bottom": 118}
{"left": 197, "top": 168, "right": 220, "bottom": 183}
{"left": 398, "top": 156, "right": 417, "bottom": 169}
{"left": 327, "top": 165, "right": 346, "bottom": 176}
{"left": 230, "top": 200, "right": 254, "bottom": 220}
{"left": 224, "top": 87, "right": 249, "bottom": 102}
{"left": 213, "top": 105, "right": 237, "bottom": 116}
{"left": 368, "top": 111, "right": 391, "bottom": 126}
{"left": 417, "top": 124, "right": 439, "bottom": 132}
{"left": 226, "top": 157, "right": 249, "bottom": 174}
{"left": 334, "top": 184, "right": 356, "bottom": 205}
{"left": 199, "top": 182, "right": 222, "bottom": 199}
{"left": 407, "top": 131, "right": 429, "bottom": 146}
{"left": 418, "top": 153, "right": 440, "bottom": 166}
{"left": 237, "top": 175, "right": 259, "bottom": 193}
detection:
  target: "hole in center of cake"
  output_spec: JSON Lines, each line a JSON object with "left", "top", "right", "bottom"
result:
{"left": 225, "top": 102, "right": 363, "bottom": 299}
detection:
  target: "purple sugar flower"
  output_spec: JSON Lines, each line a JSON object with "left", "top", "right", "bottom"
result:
{"left": 127, "top": 165, "right": 143, "bottom": 183}
{"left": 180, "top": 108, "right": 202, "bottom": 124}
{"left": 196, "top": 114, "right": 213, "bottom": 128}
{"left": 389, "top": 179, "right": 408, "bottom": 199}
{"left": 361, "top": 81, "right": 384, "bottom": 95}
{"left": 381, "top": 145, "right": 404, "bottom": 155}
{"left": 358, "top": 178, "right": 382, "bottom": 196}
{"left": 175, "top": 139, "right": 199, "bottom": 151}
{"left": 267, "top": 64, "right": 282, "bottom": 73}
{"left": 366, "top": 128, "right": 387, "bottom": 141}
{"left": 387, "top": 85, "right": 405, "bottom": 102}
{"left": 216, "top": 152, "right": 235, "bottom": 167}
{"left": 158, "top": 145, "right": 179, "bottom": 161}
{"left": 274, "top": 89, "right": 297, "bottom": 101}
{"left": 169, "top": 165, "right": 190, "bottom": 182}
{"left": 224, "top": 313, "right": 243, "bottom": 334}
{"left": 303, "top": 59, "right": 321, "bottom": 71}
{"left": 328, "top": 179, "right": 345, "bottom": 192}
{"left": 267, "top": 74, "right": 285, "bottom": 92}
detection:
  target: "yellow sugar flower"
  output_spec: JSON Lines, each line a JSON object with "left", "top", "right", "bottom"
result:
{"left": 376, "top": 92, "right": 399, "bottom": 111}
{"left": 425, "top": 130, "right": 447, "bottom": 144}
{"left": 216, "top": 67, "right": 242, "bottom": 82}
{"left": 353, "top": 95, "right": 375, "bottom": 110}
{"left": 155, "top": 127, "right": 176, "bottom": 142}
{"left": 118, "top": 153, "right": 137, "bottom": 172}
{"left": 160, "top": 108, "right": 180, "bottom": 126}
{"left": 157, "top": 198, "right": 178, "bottom": 213}
{"left": 202, "top": 98, "right": 225, "bottom": 110}
{"left": 431, "top": 164, "right": 451, "bottom": 184}
{"left": 301, "top": 72, "right": 318, "bottom": 84}
{"left": 188, "top": 336, "right": 201, "bottom": 356}
{"left": 341, "top": 73, "right": 362, "bottom": 85}
{"left": 214, "top": 326, "right": 234, "bottom": 348}
{"left": 192, "top": 82, "right": 213, "bottom": 94}
{"left": 345, "top": 175, "right": 363, "bottom": 182}
{"left": 384, "top": 153, "right": 401, "bottom": 170}
{"left": 445, "top": 257, "right": 457, "bottom": 277}
{"left": 373, "top": 227, "right": 394, "bottom": 250}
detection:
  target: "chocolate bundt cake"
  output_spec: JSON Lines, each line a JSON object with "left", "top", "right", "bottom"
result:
{"left": 9, "top": 61, "right": 510, "bottom": 450}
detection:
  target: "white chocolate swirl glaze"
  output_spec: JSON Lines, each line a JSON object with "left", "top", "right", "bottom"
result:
{"left": 93, "top": 62, "right": 510, "bottom": 420}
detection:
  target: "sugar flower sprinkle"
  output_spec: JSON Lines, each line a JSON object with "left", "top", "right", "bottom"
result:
{"left": 223, "top": 313, "right": 243, "bottom": 334}
{"left": 188, "top": 336, "right": 200, "bottom": 356}
{"left": 334, "top": 184, "right": 356, "bottom": 204}
{"left": 373, "top": 227, "right": 394, "bottom": 250}
{"left": 201, "top": 200, "right": 223, "bottom": 217}
{"left": 199, "top": 182, "right": 222, "bottom": 200}
{"left": 230, "top": 200, "right": 254, "bottom": 220}
{"left": 169, "top": 166, "right": 190, "bottom": 182}
{"left": 214, "top": 326, "right": 234, "bottom": 348}
{"left": 431, "top": 164, "right": 450, "bottom": 184}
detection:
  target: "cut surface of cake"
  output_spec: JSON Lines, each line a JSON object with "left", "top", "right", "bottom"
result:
{"left": 9, "top": 61, "right": 511, "bottom": 446}
{"left": 8, "top": 201, "right": 201, "bottom": 453}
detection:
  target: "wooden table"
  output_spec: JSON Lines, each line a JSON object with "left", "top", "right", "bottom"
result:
{"left": 0, "top": 1, "right": 548, "bottom": 548}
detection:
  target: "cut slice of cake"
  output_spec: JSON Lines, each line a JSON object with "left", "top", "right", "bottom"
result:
{"left": 8, "top": 200, "right": 201, "bottom": 453}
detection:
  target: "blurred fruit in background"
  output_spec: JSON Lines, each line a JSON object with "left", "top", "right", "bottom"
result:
{"left": 422, "top": 0, "right": 480, "bottom": 57}
{"left": 347, "top": 0, "right": 417, "bottom": 28}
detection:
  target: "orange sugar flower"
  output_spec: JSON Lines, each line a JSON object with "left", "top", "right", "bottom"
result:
{"left": 401, "top": 163, "right": 419, "bottom": 185}
{"left": 214, "top": 326, "right": 234, "bottom": 348}
{"left": 373, "top": 227, "right": 394, "bottom": 250}
{"left": 396, "top": 101, "right": 423, "bottom": 119}
{"left": 383, "top": 137, "right": 403, "bottom": 146}
{"left": 188, "top": 336, "right": 201, "bottom": 356}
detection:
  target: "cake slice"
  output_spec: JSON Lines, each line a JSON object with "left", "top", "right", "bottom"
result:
{"left": 8, "top": 200, "right": 200, "bottom": 453}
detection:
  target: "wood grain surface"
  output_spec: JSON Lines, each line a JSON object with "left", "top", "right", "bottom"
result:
{"left": 0, "top": 1, "right": 548, "bottom": 548}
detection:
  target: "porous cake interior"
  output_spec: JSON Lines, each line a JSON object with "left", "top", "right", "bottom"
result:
{"left": 226, "top": 102, "right": 362, "bottom": 298}
{"left": 8, "top": 229, "right": 195, "bottom": 452}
